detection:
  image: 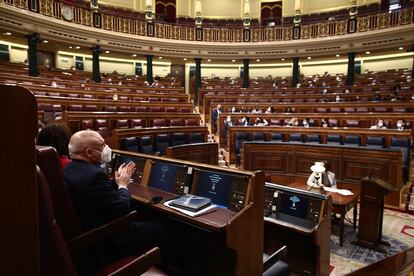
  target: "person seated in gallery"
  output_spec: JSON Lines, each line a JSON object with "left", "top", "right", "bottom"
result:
{"left": 254, "top": 117, "right": 269, "bottom": 126}
{"left": 265, "top": 106, "right": 274, "bottom": 114}
{"left": 307, "top": 161, "right": 336, "bottom": 188}
{"left": 239, "top": 117, "right": 249, "bottom": 126}
{"left": 64, "top": 130, "right": 168, "bottom": 265}
{"left": 37, "top": 123, "right": 72, "bottom": 168}
{"left": 372, "top": 92, "right": 382, "bottom": 102}
{"left": 302, "top": 118, "right": 310, "bottom": 128}
{"left": 344, "top": 88, "right": 351, "bottom": 94}
{"left": 396, "top": 119, "right": 406, "bottom": 131}
{"left": 370, "top": 119, "right": 387, "bottom": 130}
{"left": 231, "top": 106, "right": 237, "bottom": 113}
{"left": 285, "top": 106, "right": 294, "bottom": 113}
{"left": 320, "top": 118, "right": 331, "bottom": 128}
{"left": 286, "top": 117, "right": 299, "bottom": 127}
{"left": 335, "top": 95, "right": 342, "bottom": 102}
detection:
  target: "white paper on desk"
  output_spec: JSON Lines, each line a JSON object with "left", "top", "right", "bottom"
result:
{"left": 164, "top": 200, "right": 217, "bottom": 217}
{"left": 324, "top": 187, "right": 354, "bottom": 196}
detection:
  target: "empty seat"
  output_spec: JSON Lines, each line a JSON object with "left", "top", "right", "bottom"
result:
{"left": 306, "top": 134, "right": 320, "bottom": 144}
{"left": 130, "top": 119, "right": 144, "bottom": 128}
{"left": 172, "top": 133, "right": 185, "bottom": 146}
{"left": 170, "top": 119, "right": 184, "bottom": 126}
{"left": 189, "top": 133, "right": 203, "bottom": 144}
{"left": 270, "top": 133, "right": 283, "bottom": 142}
{"left": 68, "top": 105, "right": 83, "bottom": 111}
{"left": 344, "top": 107, "right": 355, "bottom": 113}
{"left": 345, "top": 120, "right": 359, "bottom": 128}
{"left": 366, "top": 136, "right": 385, "bottom": 148}
{"left": 81, "top": 119, "right": 93, "bottom": 130}
{"left": 185, "top": 119, "right": 198, "bottom": 126}
{"left": 119, "top": 106, "right": 133, "bottom": 112}
{"left": 317, "top": 108, "right": 327, "bottom": 113}
{"left": 393, "top": 108, "right": 406, "bottom": 112}
{"left": 269, "top": 119, "right": 283, "bottom": 126}
{"left": 156, "top": 134, "right": 170, "bottom": 155}
{"left": 135, "top": 107, "right": 148, "bottom": 112}
{"left": 165, "top": 107, "right": 177, "bottom": 113}
{"left": 327, "top": 134, "right": 341, "bottom": 145}
{"left": 153, "top": 119, "right": 166, "bottom": 127}
{"left": 180, "top": 107, "right": 191, "bottom": 113}
{"left": 150, "top": 107, "right": 164, "bottom": 112}
{"left": 116, "top": 119, "right": 129, "bottom": 129}
{"left": 122, "top": 137, "right": 139, "bottom": 152}
{"left": 356, "top": 107, "right": 368, "bottom": 112}
{"left": 391, "top": 137, "right": 410, "bottom": 180}
{"left": 104, "top": 106, "right": 117, "bottom": 112}
{"left": 330, "top": 107, "right": 341, "bottom": 113}
{"left": 83, "top": 105, "right": 98, "bottom": 111}
{"left": 94, "top": 119, "right": 110, "bottom": 138}
{"left": 149, "top": 98, "right": 160, "bottom": 102}
{"left": 252, "top": 132, "right": 265, "bottom": 142}
{"left": 139, "top": 136, "right": 154, "bottom": 154}
{"left": 289, "top": 133, "right": 302, "bottom": 143}
{"left": 373, "top": 107, "right": 387, "bottom": 112}
{"left": 343, "top": 135, "right": 361, "bottom": 146}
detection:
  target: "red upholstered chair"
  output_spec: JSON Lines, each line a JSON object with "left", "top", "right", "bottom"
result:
{"left": 135, "top": 106, "right": 148, "bottom": 112}
{"left": 317, "top": 108, "right": 327, "bottom": 113}
{"left": 130, "top": 119, "right": 144, "bottom": 128}
{"left": 104, "top": 106, "right": 117, "bottom": 112}
{"left": 153, "top": 119, "right": 166, "bottom": 127}
{"left": 119, "top": 96, "right": 128, "bottom": 101}
{"left": 149, "top": 98, "right": 160, "bottom": 102}
{"left": 165, "top": 107, "right": 177, "bottom": 113}
{"left": 162, "top": 98, "right": 171, "bottom": 102}
{"left": 119, "top": 106, "right": 133, "bottom": 112}
{"left": 185, "top": 119, "right": 198, "bottom": 126}
{"left": 82, "top": 94, "right": 94, "bottom": 99}
{"left": 373, "top": 107, "right": 387, "bottom": 112}
{"left": 84, "top": 105, "right": 98, "bottom": 111}
{"left": 330, "top": 107, "right": 341, "bottom": 113}
{"left": 345, "top": 120, "right": 359, "bottom": 128}
{"left": 393, "top": 107, "right": 406, "bottom": 112}
{"left": 48, "top": 92, "right": 60, "bottom": 97}
{"left": 356, "top": 107, "right": 368, "bottom": 112}
{"left": 68, "top": 105, "right": 83, "bottom": 111}
{"left": 269, "top": 119, "right": 283, "bottom": 126}
{"left": 133, "top": 97, "right": 145, "bottom": 102}
{"left": 328, "top": 119, "right": 338, "bottom": 127}
{"left": 81, "top": 119, "right": 94, "bottom": 130}
{"left": 150, "top": 107, "right": 164, "bottom": 112}
{"left": 36, "top": 163, "right": 164, "bottom": 276}
{"left": 94, "top": 119, "right": 110, "bottom": 138}
{"left": 116, "top": 119, "right": 129, "bottom": 129}
{"left": 180, "top": 107, "right": 191, "bottom": 113}
{"left": 170, "top": 119, "right": 184, "bottom": 126}
{"left": 344, "top": 107, "right": 355, "bottom": 113}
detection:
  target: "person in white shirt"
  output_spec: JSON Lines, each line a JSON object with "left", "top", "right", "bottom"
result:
{"left": 370, "top": 119, "right": 387, "bottom": 130}
{"left": 307, "top": 161, "right": 336, "bottom": 188}
{"left": 396, "top": 119, "right": 405, "bottom": 131}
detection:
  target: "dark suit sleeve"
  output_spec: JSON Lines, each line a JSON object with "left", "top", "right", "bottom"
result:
{"left": 90, "top": 171, "right": 131, "bottom": 221}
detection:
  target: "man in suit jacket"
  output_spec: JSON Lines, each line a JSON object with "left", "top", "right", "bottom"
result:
{"left": 212, "top": 104, "right": 222, "bottom": 132}
{"left": 64, "top": 130, "right": 167, "bottom": 262}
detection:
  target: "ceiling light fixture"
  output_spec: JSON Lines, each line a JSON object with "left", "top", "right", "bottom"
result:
{"left": 256, "top": 59, "right": 260, "bottom": 62}
{"left": 132, "top": 54, "right": 137, "bottom": 57}
{"left": 183, "top": 58, "right": 187, "bottom": 61}
{"left": 75, "top": 46, "right": 80, "bottom": 49}
{"left": 336, "top": 54, "right": 340, "bottom": 57}
{"left": 232, "top": 59, "right": 236, "bottom": 62}
{"left": 281, "top": 58, "right": 285, "bottom": 61}
{"left": 307, "top": 56, "right": 311, "bottom": 60}
{"left": 207, "top": 59, "right": 211, "bottom": 62}
{"left": 4, "top": 32, "right": 12, "bottom": 35}
{"left": 365, "top": 51, "right": 370, "bottom": 54}
{"left": 69, "top": 46, "right": 73, "bottom": 49}
{"left": 399, "top": 47, "right": 404, "bottom": 50}
{"left": 105, "top": 50, "right": 110, "bottom": 53}
{"left": 158, "top": 56, "right": 163, "bottom": 59}
{"left": 42, "top": 40, "right": 48, "bottom": 44}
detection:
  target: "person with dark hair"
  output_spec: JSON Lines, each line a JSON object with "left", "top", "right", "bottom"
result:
{"left": 37, "top": 123, "right": 72, "bottom": 168}
{"left": 307, "top": 161, "right": 336, "bottom": 188}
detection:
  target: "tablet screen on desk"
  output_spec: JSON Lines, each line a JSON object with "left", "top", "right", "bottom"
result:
{"left": 278, "top": 192, "right": 309, "bottom": 219}
{"left": 192, "top": 169, "right": 249, "bottom": 211}
{"left": 148, "top": 161, "right": 188, "bottom": 194}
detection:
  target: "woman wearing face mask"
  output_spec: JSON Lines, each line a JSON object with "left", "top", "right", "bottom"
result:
{"left": 302, "top": 118, "right": 310, "bottom": 128}
{"left": 370, "top": 119, "right": 387, "bottom": 130}
{"left": 396, "top": 120, "right": 405, "bottom": 131}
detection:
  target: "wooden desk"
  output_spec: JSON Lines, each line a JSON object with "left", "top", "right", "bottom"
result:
{"left": 288, "top": 182, "right": 359, "bottom": 246}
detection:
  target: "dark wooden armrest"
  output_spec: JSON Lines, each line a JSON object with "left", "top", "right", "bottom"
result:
{"left": 108, "top": 247, "right": 162, "bottom": 276}
{"left": 67, "top": 211, "right": 138, "bottom": 252}
{"left": 263, "top": 245, "right": 288, "bottom": 272}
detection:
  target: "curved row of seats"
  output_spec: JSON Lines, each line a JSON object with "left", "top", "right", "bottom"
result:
{"left": 38, "top": 104, "right": 192, "bottom": 113}
{"left": 79, "top": 118, "right": 200, "bottom": 137}
{"left": 122, "top": 133, "right": 204, "bottom": 155}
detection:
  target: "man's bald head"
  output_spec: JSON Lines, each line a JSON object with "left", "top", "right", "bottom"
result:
{"left": 68, "top": 130, "right": 104, "bottom": 162}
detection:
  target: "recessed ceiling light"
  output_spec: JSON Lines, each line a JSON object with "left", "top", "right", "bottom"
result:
{"left": 207, "top": 59, "right": 211, "bottom": 62}
{"left": 307, "top": 56, "right": 311, "bottom": 59}
{"left": 256, "top": 59, "right": 260, "bottom": 62}
{"left": 183, "top": 58, "right": 187, "bottom": 61}
{"left": 69, "top": 46, "right": 73, "bottom": 49}
{"left": 75, "top": 46, "right": 80, "bottom": 49}
{"left": 232, "top": 59, "right": 236, "bottom": 62}
{"left": 399, "top": 47, "right": 404, "bottom": 50}
{"left": 4, "top": 32, "right": 11, "bottom": 36}
{"left": 158, "top": 56, "right": 163, "bottom": 59}
{"left": 365, "top": 51, "right": 370, "bottom": 54}
{"left": 281, "top": 58, "right": 285, "bottom": 61}
{"left": 105, "top": 50, "right": 110, "bottom": 53}
{"left": 336, "top": 54, "right": 340, "bottom": 57}
{"left": 132, "top": 54, "right": 137, "bottom": 57}
{"left": 42, "top": 40, "right": 48, "bottom": 44}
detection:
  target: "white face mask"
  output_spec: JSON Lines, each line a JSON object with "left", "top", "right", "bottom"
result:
{"left": 378, "top": 122, "right": 383, "bottom": 127}
{"left": 397, "top": 123, "right": 402, "bottom": 128}
{"left": 101, "top": 145, "right": 112, "bottom": 163}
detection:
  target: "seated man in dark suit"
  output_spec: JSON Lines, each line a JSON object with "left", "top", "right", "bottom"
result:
{"left": 64, "top": 130, "right": 167, "bottom": 263}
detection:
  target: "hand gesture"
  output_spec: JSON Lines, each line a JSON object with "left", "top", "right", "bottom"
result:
{"left": 115, "top": 161, "right": 136, "bottom": 189}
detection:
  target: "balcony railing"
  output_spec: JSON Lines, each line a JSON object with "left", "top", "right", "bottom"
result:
{"left": 1, "top": 0, "right": 413, "bottom": 43}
